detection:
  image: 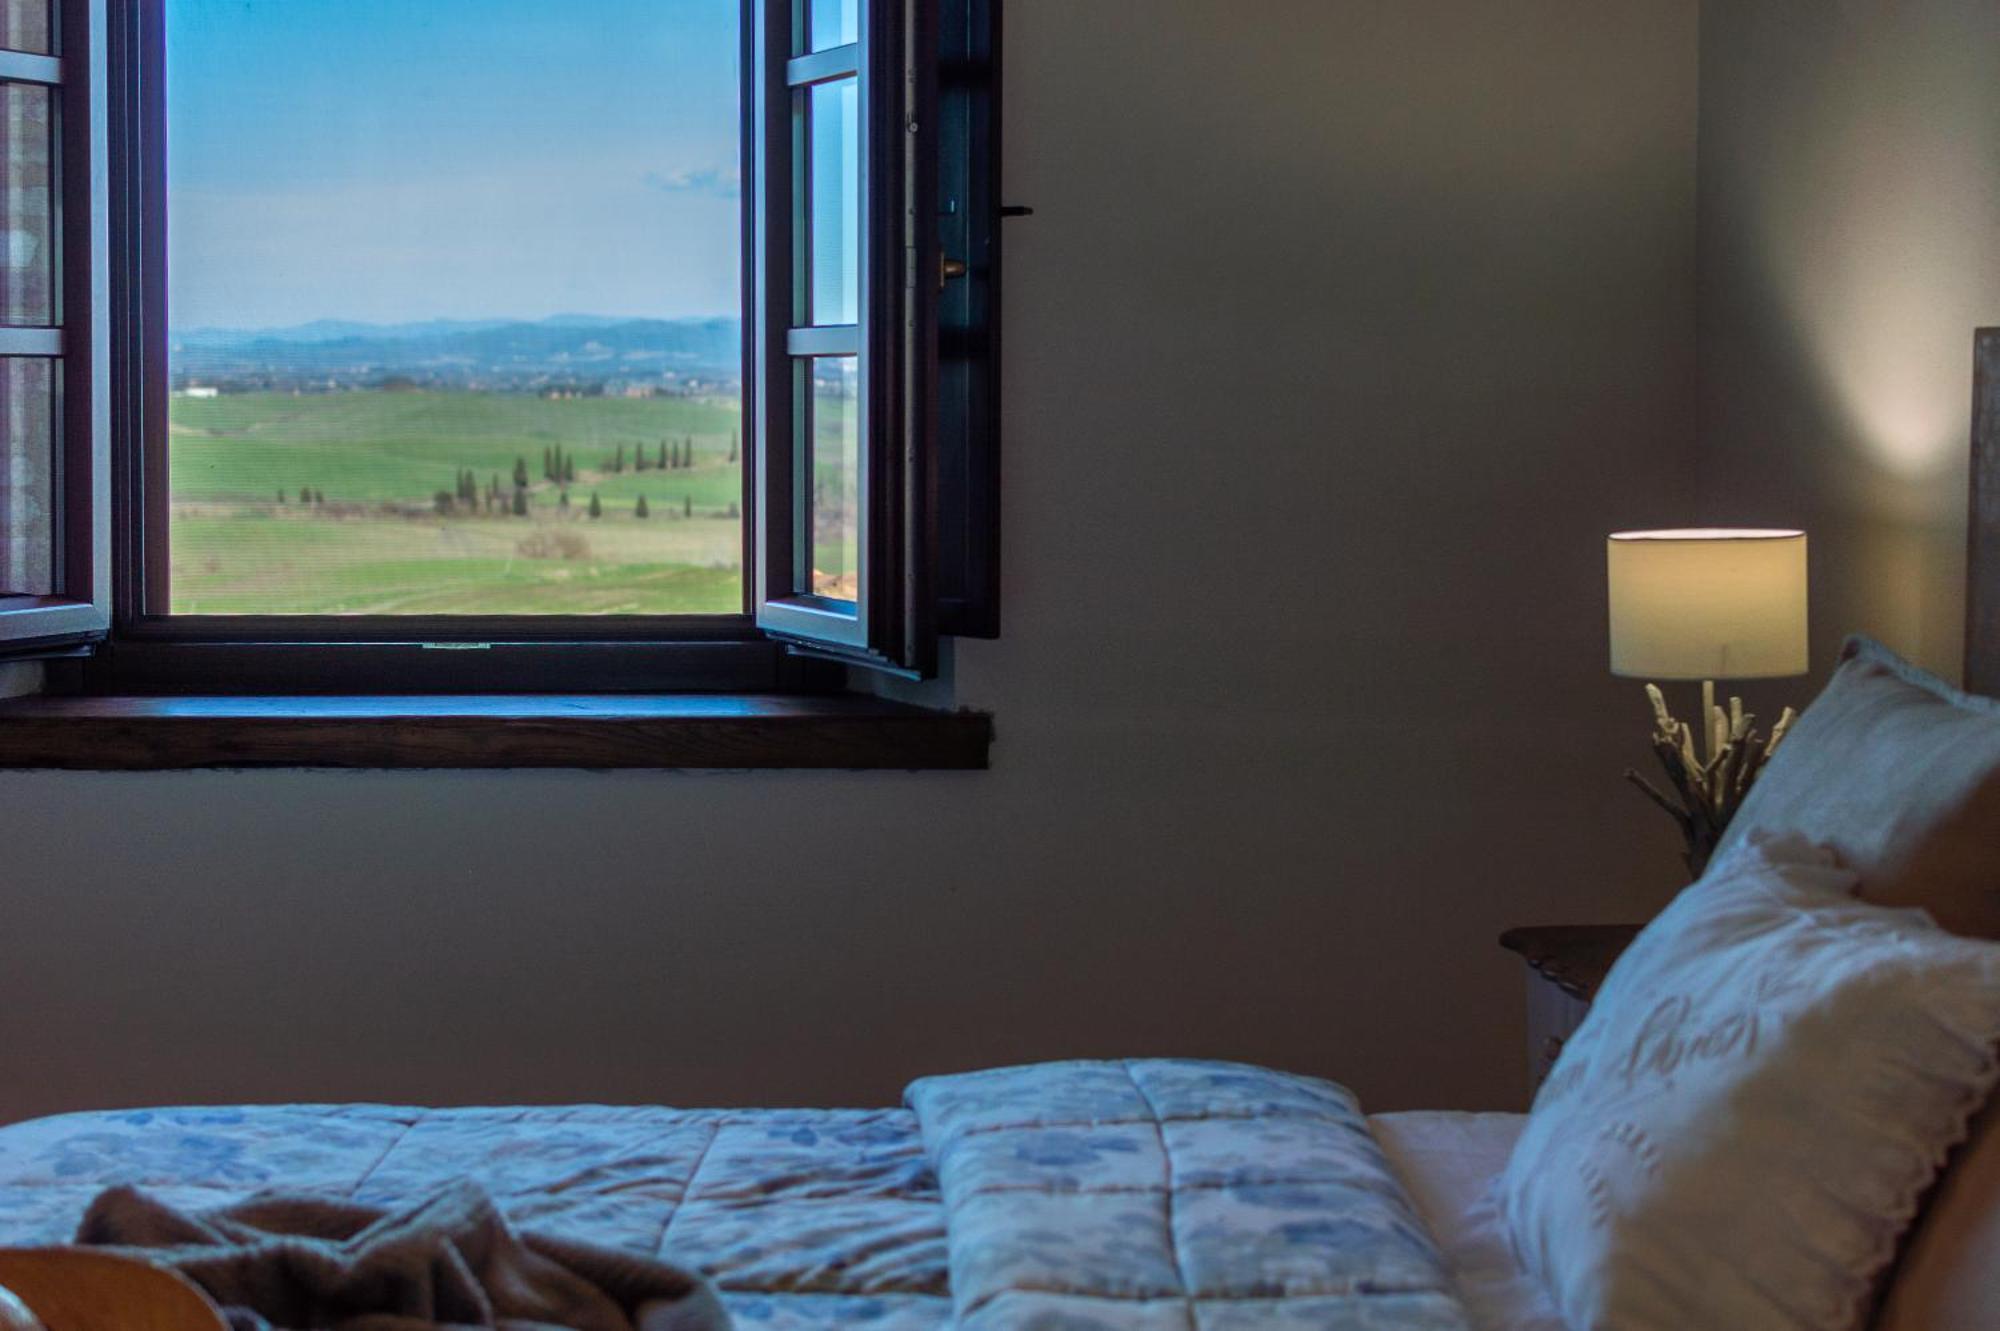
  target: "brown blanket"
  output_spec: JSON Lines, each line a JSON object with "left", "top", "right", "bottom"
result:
{"left": 75, "top": 1182, "right": 729, "bottom": 1331}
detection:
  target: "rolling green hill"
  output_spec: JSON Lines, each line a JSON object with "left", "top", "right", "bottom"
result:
{"left": 166, "top": 389, "right": 749, "bottom": 615}
{"left": 170, "top": 389, "right": 744, "bottom": 510}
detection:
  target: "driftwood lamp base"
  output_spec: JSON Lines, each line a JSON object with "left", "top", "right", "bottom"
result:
{"left": 1624, "top": 680, "right": 1795, "bottom": 880}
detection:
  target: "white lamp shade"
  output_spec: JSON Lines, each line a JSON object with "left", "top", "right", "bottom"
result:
{"left": 1607, "top": 529, "right": 1809, "bottom": 680}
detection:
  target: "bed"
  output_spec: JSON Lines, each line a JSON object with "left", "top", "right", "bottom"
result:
{"left": 0, "top": 1062, "right": 1520, "bottom": 1330}
{"left": 4, "top": 330, "right": 2000, "bottom": 1330}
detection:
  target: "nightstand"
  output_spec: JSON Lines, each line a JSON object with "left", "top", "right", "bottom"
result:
{"left": 1499, "top": 923, "right": 1642, "bottom": 1099}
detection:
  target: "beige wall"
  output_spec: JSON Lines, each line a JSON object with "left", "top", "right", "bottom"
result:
{"left": 1696, "top": 0, "right": 2000, "bottom": 687}
{"left": 0, "top": 0, "right": 1700, "bottom": 1123}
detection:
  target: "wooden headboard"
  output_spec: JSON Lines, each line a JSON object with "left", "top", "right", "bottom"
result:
{"left": 1969, "top": 328, "right": 2000, "bottom": 695}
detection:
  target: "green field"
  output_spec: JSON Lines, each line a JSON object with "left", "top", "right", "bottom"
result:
{"left": 168, "top": 389, "right": 752, "bottom": 615}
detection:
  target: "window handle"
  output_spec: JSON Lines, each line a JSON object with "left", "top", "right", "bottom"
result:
{"left": 940, "top": 255, "right": 968, "bottom": 291}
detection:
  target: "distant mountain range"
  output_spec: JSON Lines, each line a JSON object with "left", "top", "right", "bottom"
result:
{"left": 170, "top": 315, "right": 742, "bottom": 385}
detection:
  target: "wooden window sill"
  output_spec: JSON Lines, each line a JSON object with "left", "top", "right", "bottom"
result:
{"left": 0, "top": 695, "right": 992, "bottom": 771}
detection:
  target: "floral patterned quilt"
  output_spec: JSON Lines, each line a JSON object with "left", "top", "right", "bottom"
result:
{"left": 0, "top": 1061, "right": 1467, "bottom": 1330}
{"left": 908, "top": 1060, "right": 1467, "bottom": 1330}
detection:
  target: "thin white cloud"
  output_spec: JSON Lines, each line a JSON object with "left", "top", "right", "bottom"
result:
{"left": 644, "top": 166, "right": 742, "bottom": 198}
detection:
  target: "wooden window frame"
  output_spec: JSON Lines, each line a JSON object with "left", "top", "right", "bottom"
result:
{"left": 0, "top": 0, "right": 111, "bottom": 657}
{"left": 750, "top": 0, "right": 938, "bottom": 677}
{"left": 2, "top": 0, "right": 1003, "bottom": 697}
{"left": 85, "top": 0, "right": 779, "bottom": 695}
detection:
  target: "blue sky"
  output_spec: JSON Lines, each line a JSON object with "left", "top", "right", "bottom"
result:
{"left": 167, "top": 0, "right": 742, "bottom": 329}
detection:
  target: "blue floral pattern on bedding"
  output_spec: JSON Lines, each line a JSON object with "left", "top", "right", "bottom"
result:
{"left": 0, "top": 1063, "right": 1468, "bottom": 1329}
{"left": 907, "top": 1060, "right": 1468, "bottom": 1330}
{"left": 0, "top": 1104, "right": 951, "bottom": 1328}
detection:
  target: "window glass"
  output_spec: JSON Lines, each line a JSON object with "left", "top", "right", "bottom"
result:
{"left": 806, "top": 356, "right": 857, "bottom": 602}
{"left": 0, "top": 355, "right": 54, "bottom": 596}
{"left": 0, "top": 1, "right": 49, "bottom": 56}
{"left": 164, "top": 0, "right": 744, "bottom": 615}
{"left": 809, "top": 0, "right": 856, "bottom": 52}
{"left": 809, "top": 77, "right": 858, "bottom": 326}
{"left": 0, "top": 80, "right": 53, "bottom": 327}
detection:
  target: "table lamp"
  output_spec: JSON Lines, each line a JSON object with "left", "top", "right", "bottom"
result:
{"left": 1606, "top": 528, "right": 1809, "bottom": 879}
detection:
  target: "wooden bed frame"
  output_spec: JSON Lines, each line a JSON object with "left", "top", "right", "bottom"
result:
{"left": 0, "top": 1249, "right": 224, "bottom": 1330}
{"left": 1967, "top": 328, "right": 2000, "bottom": 695}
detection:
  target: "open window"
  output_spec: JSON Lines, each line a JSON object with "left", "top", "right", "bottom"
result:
{"left": 749, "top": 0, "right": 937, "bottom": 677}
{"left": 0, "top": 0, "right": 110, "bottom": 657}
{"left": 0, "top": 0, "right": 998, "bottom": 690}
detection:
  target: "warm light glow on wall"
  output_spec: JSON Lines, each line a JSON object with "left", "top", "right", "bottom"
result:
{"left": 1781, "top": 207, "right": 1979, "bottom": 481}
{"left": 1747, "top": 17, "right": 2000, "bottom": 487}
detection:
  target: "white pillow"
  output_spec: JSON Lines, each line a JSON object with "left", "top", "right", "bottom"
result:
{"left": 1718, "top": 636, "right": 2000, "bottom": 941}
{"left": 1497, "top": 834, "right": 2000, "bottom": 1331}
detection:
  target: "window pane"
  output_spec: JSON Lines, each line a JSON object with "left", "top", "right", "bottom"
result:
{"left": 164, "top": 0, "right": 744, "bottom": 616}
{"left": 809, "top": 0, "right": 856, "bottom": 51}
{"left": 0, "top": 1, "right": 49, "bottom": 55}
{"left": 806, "top": 356, "right": 857, "bottom": 601}
{"left": 0, "top": 356, "right": 54, "bottom": 596}
{"left": 0, "top": 81, "right": 52, "bottom": 327}
{"left": 809, "top": 77, "right": 858, "bottom": 326}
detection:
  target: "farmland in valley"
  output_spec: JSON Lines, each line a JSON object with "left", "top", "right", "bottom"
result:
{"left": 169, "top": 388, "right": 749, "bottom": 615}
{"left": 164, "top": 315, "right": 859, "bottom": 616}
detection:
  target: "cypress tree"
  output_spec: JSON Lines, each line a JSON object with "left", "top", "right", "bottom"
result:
{"left": 614, "top": 444, "right": 625, "bottom": 474}
{"left": 512, "top": 488, "right": 527, "bottom": 517}
{"left": 542, "top": 446, "right": 553, "bottom": 481}
{"left": 589, "top": 491, "right": 603, "bottom": 519}
{"left": 563, "top": 455, "right": 576, "bottom": 484}
{"left": 657, "top": 440, "right": 668, "bottom": 470}
{"left": 684, "top": 494, "right": 693, "bottom": 519}
{"left": 636, "top": 444, "right": 649, "bottom": 471}
{"left": 513, "top": 456, "right": 529, "bottom": 489}
{"left": 728, "top": 430, "right": 738, "bottom": 464}
{"left": 635, "top": 495, "right": 650, "bottom": 518}
{"left": 276, "top": 489, "right": 286, "bottom": 504}
{"left": 559, "top": 487, "right": 570, "bottom": 509}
